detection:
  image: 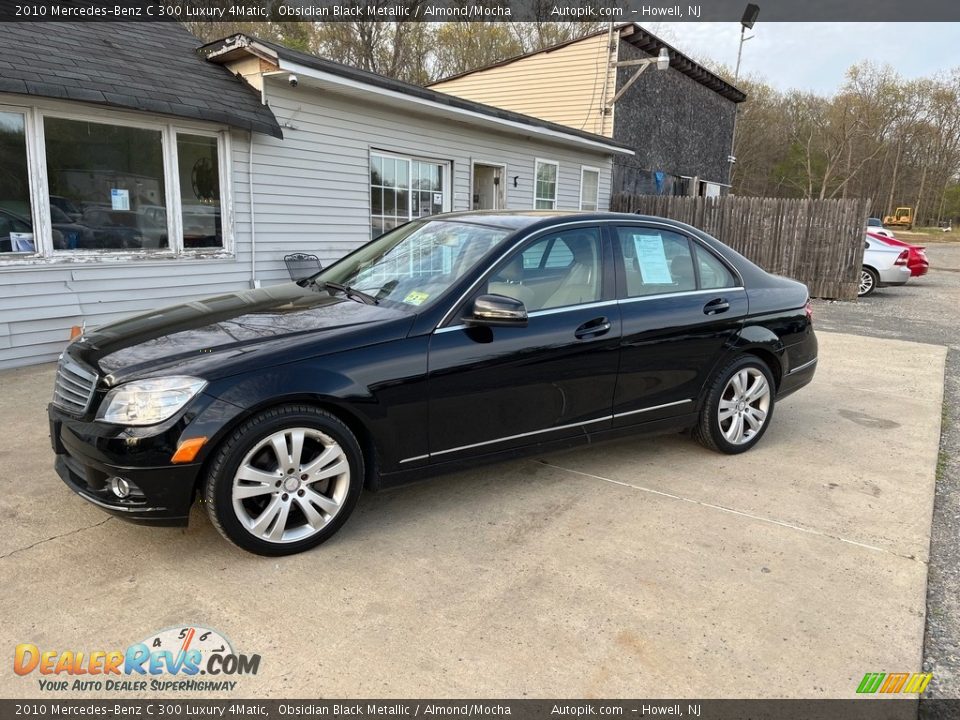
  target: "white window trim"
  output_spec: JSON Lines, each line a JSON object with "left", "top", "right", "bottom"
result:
{"left": 0, "top": 99, "right": 234, "bottom": 266}
{"left": 369, "top": 148, "right": 452, "bottom": 235}
{"left": 533, "top": 158, "right": 559, "bottom": 210}
{"left": 579, "top": 165, "right": 601, "bottom": 211}
{"left": 0, "top": 102, "right": 41, "bottom": 259}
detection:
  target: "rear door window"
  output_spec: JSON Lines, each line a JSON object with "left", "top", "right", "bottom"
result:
{"left": 616, "top": 227, "right": 696, "bottom": 297}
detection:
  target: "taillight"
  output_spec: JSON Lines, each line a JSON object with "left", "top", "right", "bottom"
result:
{"left": 805, "top": 299, "right": 813, "bottom": 322}
{"left": 895, "top": 250, "right": 909, "bottom": 266}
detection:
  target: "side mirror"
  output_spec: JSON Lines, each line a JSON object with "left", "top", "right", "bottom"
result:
{"left": 466, "top": 294, "right": 528, "bottom": 328}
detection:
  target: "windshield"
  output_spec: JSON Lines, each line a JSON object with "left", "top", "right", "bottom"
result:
{"left": 313, "top": 219, "right": 511, "bottom": 309}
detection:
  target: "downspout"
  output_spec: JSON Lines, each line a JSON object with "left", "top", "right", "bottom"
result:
{"left": 249, "top": 71, "right": 288, "bottom": 289}
{"left": 248, "top": 129, "right": 258, "bottom": 289}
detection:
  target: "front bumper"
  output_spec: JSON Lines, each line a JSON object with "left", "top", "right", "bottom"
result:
{"left": 53, "top": 451, "right": 196, "bottom": 526}
{"left": 48, "top": 397, "right": 229, "bottom": 526}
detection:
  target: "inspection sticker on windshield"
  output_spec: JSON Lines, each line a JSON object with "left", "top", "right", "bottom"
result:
{"left": 404, "top": 290, "right": 430, "bottom": 305}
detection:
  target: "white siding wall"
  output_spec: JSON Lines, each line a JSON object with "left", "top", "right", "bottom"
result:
{"left": 248, "top": 81, "right": 614, "bottom": 285}
{"left": 0, "top": 99, "right": 254, "bottom": 368}
{"left": 0, "top": 84, "right": 615, "bottom": 369}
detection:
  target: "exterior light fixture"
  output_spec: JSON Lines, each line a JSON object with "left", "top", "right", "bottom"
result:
{"left": 656, "top": 48, "right": 670, "bottom": 71}
{"left": 608, "top": 44, "right": 672, "bottom": 107}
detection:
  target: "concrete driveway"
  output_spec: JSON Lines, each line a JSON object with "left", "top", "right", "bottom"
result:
{"left": 0, "top": 331, "right": 945, "bottom": 698}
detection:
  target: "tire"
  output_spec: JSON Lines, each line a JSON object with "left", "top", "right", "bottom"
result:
{"left": 693, "top": 355, "right": 776, "bottom": 455}
{"left": 203, "top": 404, "right": 364, "bottom": 556}
{"left": 858, "top": 267, "right": 878, "bottom": 297}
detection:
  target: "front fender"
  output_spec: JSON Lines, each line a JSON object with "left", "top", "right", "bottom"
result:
{"left": 194, "top": 337, "right": 431, "bottom": 477}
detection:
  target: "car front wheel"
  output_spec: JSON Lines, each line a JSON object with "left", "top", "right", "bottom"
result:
{"left": 859, "top": 267, "right": 878, "bottom": 297}
{"left": 694, "top": 356, "right": 775, "bottom": 454}
{"left": 203, "top": 405, "right": 363, "bottom": 556}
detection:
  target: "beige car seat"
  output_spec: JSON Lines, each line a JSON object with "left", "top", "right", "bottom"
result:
{"left": 543, "top": 235, "right": 599, "bottom": 308}
{"left": 488, "top": 255, "right": 536, "bottom": 307}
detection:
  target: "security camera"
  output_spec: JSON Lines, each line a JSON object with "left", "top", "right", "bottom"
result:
{"left": 288, "top": 74, "right": 298, "bottom": 88}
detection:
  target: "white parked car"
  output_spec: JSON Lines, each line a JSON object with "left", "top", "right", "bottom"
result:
{"left": 860, "top": 236, "right": 910, "bottom": 297}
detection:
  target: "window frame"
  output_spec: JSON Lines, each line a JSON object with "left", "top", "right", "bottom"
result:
{"left": 369, "top": 149, "right": 452, "bottom": 238}
{"left": 1, "top": 101, "right": 233, "bottom": 265}
{"left": 579, "top": 165, "right": 601, "bottom": 211}
{"left": 533, "top": 158, "right": 559, "bottom": 210}
{"left": 0, "top": 102, "right": 41, "bottom": 258}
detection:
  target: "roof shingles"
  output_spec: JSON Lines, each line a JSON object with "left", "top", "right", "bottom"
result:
{"left": 0, "top": 22, "right": 281, "bottom": 138}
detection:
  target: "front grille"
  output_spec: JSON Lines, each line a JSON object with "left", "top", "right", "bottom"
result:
{"left": 52, "top": 353, "right": 98, "bottom": 415}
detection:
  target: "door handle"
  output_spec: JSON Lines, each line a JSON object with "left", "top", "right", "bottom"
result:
{"left": 575, "top": 317, "right": 612, "bottom": 339}
{"left": 703, "top": 298, "right": 730, "bottom": 315}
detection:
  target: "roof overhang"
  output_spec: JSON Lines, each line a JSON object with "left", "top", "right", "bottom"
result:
{"left": 203, "top": 35, "right": 633, "bottom": 157}
{"left": 277, "top": 59, "right": 633, "bottom": 156}
{"left": 619, "top": 24, "right": 746, "bottom": 104}
{"left": 203, "top": 35, "right": 279, "bottom": 67}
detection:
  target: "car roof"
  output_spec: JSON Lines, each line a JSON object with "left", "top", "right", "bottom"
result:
{"left": 430, "top": 210, "right": 685, "bottom": 231}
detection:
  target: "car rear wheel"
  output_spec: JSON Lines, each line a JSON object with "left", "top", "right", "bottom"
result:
{"left": 859, "top": 267, "right": 878, "bottom": 297}
{"left": 203, "top": 405, "right": 363, "bottom": 556}
{"left": 693, "top": 356, "right": 775, "bottom": 455}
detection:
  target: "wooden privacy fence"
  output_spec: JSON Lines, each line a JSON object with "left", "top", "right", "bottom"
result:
{"left": 610, "top": 194, "right": 871, "bottom": 300}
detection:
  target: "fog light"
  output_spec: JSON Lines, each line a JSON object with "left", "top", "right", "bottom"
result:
{"left": 109, "top": 476, "right": 131, "bottom": 499}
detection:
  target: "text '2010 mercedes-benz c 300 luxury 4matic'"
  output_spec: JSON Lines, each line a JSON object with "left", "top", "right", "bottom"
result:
{"left": 49, "top": 212, "right": 818, "bottom": 555}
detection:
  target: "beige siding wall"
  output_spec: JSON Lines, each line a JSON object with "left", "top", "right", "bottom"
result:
{"left": 430, "top": 32, "right": 617, "bottom": 138}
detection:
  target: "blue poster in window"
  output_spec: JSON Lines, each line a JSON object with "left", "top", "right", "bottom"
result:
{"left": 633, "top": 234, "right": 672, "bottom": 284}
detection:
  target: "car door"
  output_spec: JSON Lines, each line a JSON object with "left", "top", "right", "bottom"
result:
{"left": 612, "top": 223, "right": 747, "bottom": 427}
{"left": 426, "top": 225, "right": 621, "bottom": 461}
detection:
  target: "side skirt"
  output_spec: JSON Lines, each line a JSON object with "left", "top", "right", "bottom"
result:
{"left": 375, "top": 412, "right": 698, "bottom": 491}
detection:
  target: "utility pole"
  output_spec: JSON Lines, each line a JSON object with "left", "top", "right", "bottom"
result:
{"left": 728, "top": 4, "right": 759, "bottom": 191}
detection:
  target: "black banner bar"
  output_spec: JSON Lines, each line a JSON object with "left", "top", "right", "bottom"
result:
{"left": 0, "top": 699, "right": 955, "bottom": 720}
{"left": 1, "top": 0, "right": 960, "bottom": 22}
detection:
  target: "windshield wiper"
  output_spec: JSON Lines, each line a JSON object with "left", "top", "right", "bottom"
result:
{"left": 315, "top": 280, "right": 379, "bottom": 305}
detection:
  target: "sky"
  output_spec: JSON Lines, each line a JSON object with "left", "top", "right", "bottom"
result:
{"left": 655, "top": 22, "right": 960, "bottom": 94}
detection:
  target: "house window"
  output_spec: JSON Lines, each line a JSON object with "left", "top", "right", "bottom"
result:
{"left": 0, "top": 110, "right": 34, "bottom": 254}
{"left": 0, "top": 108, "right": 231, "bottom": 263}
{"left": 370, "top": 152, "right": 449, "bottom": 238}
{"left": 177, "top": 134, "right": 223, "bottom": 249}
{"left": 534, "top": 159, "right": 558, "bottom": 210}
{"left": 44, "top": 117, "right": 168, "bottom": 251}
{"left": 580, "top": 167, "right": 600, "bottom": 211}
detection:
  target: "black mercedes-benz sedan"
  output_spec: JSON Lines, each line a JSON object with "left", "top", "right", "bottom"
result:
{"left": 49, "top": 211, "right": 818, "bottom": 555}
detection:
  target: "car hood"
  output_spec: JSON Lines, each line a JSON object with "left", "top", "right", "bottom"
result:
{"left": 70, "top": 283, "right": 412, "bottom": 383}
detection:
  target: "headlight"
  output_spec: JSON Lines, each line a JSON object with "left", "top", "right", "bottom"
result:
{"left": 97, "top": 376, "right": 207, "bottom": 426}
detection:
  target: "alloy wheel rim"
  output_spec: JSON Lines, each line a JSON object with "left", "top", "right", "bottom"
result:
{"left": 718, "top": 368, "right": 771, "bottom": 445}
{"left": 232, "top": 428, "right": 350, "bottom": 543}
{"left": 859, "top": 270, "right": 873, "bottom": 296}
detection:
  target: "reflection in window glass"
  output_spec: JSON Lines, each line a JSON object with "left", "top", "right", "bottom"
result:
{"left": 535, "top": 160, "right": 558, "bottom": 210}
{"left": 320, "top": 219, "right": 509, "bottom": 309}
{"left": 44, "top": 117, "right": 167, "bottom": 251}
{"left": 696, "top": 246, "right": 736, "bottom": 289}
{"left": 0, "top": 111, "right": 34, "bottom": 254}
{"left": 177, "top": 134, "right": 223, "bottom": 249}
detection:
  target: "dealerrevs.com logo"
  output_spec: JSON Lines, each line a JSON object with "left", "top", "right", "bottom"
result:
{"left": 14, "top": 626, "right": 260, "bottom": 693}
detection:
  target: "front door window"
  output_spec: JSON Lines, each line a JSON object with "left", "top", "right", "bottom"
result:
{"left": 487, "top": 227, "right": 603, "bottom": 311}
